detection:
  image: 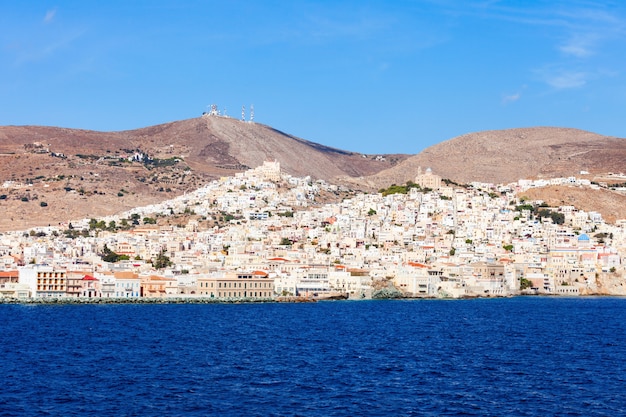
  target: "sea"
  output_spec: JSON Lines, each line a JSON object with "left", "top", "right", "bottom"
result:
{"left": 0, "top": 297, "right": 624, "bottom": 416}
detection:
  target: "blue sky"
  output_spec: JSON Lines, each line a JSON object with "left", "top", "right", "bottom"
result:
{"left": 1, "top": 1, "right": 625, "bottom": 154}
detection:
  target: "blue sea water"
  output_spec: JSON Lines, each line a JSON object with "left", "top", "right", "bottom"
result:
{"left": 0, "top": 297, "right": 624, "bottom": 416}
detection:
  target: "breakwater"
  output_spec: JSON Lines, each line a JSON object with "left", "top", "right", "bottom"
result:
{"left": 0, "top": 296, "right": 277, "bottom": 305}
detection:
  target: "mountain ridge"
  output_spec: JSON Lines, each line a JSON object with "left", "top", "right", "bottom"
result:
{"left": 1, "top": 118, "right": 625, "bottom": 231}
{"left": 360, "top": 126, "right": 626, "bottom": 187}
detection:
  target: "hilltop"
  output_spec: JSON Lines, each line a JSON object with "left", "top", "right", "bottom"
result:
{"left": 1, "top": 120, "right": 625, "bottom": 231}
{"left": 360, "top": 127, "right": 626, "bottom": 186}
{"left": 0, "top": 116, "right": 407, "bottom": 231}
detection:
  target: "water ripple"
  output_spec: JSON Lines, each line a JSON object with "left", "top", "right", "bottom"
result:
{"left": 0, "top": 298, "right": 624, "bottom": 416}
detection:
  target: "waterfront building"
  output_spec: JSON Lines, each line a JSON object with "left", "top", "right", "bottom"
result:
{"left": 394, "top": 262, "right": 441, "bottom": 296}
{"left": 140, "top": 275, "right": 175, "bottom": 298}
{"left": 0, "top": 270, "right": 18, "bottom": 285}
{"left": 19, "top": 265, "right": 67, "bottom": 298}
{"left": 80, "top": 275, "right": 101, "bottom": 298}
{"left": 66, "top": 270, "right": 93, "bottom": 298}
{"left": 99, "top": 274, "right": 116, "bottom": 298}
{"left": 113, "top": 271, "right": 141, "bottom": 298}
{"left": 197, "top": 271, "right": 273, "bottom": 299}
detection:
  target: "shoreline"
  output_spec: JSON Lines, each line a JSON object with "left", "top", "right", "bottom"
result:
{"left": 1, "top": 293, "right": 623, "bottom": 305}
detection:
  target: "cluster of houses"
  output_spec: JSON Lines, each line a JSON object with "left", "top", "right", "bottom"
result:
{"left": 0, "top": 161, "right": 624, "bottom": 301}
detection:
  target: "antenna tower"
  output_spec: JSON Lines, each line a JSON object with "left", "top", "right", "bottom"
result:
{"left": 241, "top": 105, "right": 246, "bottom": 121}
{"left": 250, "top": 104, "right": 254, "bottom": 122}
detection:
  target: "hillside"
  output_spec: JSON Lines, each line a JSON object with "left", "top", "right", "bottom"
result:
{"left": 521, "top": 186, "right": 626, "bottom": 224}
{"left": 2, "top": 121, "right": 626, "bottom": 232}
{"left": 0, "top": 116, "right": 407, "bottom": 231}
{"left": 360, "top": 127, "right": 626, "bottom": 187}
{"left": 0, "top": 116, "right": 407, "bottom": 179}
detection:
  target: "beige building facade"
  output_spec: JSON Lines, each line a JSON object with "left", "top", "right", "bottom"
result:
{"left": 415, "top": 167, "right": 442, "bottom": 190}
{"left": 197, "top": 271, "right": 274, "bottom": 299}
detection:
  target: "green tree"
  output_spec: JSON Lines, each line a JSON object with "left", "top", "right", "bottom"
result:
{"left": 101, "top": 244, "right": 123, "bottom": 263}
{"left": 153, "top": 248, "right": 173, "bottom": 269}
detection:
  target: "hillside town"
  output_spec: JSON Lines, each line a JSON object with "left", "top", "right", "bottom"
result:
{"left": 1, "top": 161, "right": 625, "bottom": 301}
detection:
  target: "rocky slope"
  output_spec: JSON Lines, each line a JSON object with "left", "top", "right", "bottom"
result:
{"left": 521, "top": 186, "right": 626, "bottom": 224}
{"left": 360, "top": 127, "right": 626, "bottom": 187}
{"left": 1, "top": 121, "right": 625, "bottom": 231}
{"left": 0, "top": 116, "right": 406, "bottom": 231}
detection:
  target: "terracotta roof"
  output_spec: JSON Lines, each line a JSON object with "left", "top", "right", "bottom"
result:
{"left": 407, "top": 262, "right": 429, "bottom": 268}
{"left": 114, "top": 271, "right": 139, "bottom": 279}
{"left": 81, "top": 275, "right": 98, "bottom": 281}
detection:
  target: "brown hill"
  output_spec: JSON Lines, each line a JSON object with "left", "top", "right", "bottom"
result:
{"left": 0, "top": 116, "right": 407, "bottom": 231}
{"left": 521, "top": 186, "right": 626, "bottom": 224}
{"left": 0, "top": 116, "right": 407, "bottom": 179}
{"left": 2, "top": 121, "right": 625, "bottom": 231}
{"left": 359, "top": 127, "right": 626, "bottom": 187}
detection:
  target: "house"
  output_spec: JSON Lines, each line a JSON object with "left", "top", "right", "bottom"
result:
{"left": 0, "top": 282, "right": 31, "bottom": 299}
{"left": 113, "top": 271, "right": 141, "bottom": 298}
{"left": 140, "top": 275, "right": 173, "bottom": 298}
{"left": 80, "top": 275, "right": 101, "bottom": 298}
{"left": 19, "top": 265, "right": 67, "bottom": 298}
{"left": 197, "top": 271, "right": 274, "bottom": 299}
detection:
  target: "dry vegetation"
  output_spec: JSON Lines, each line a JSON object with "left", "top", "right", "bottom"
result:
{"left": 362, "top": 127, "right": 626, "bottom": 187}
{"left": 0, "top": 117, "right": 406, "bottom": 231}
{"left": 1, "top": 120, "right": 624, "bottom": 231}
{"left": 521, "top": 186, "right": 626, "bottom": 224}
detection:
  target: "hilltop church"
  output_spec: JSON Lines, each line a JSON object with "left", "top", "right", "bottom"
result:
{"left": 415, "top": 167, "right": 442, "bottom": 190}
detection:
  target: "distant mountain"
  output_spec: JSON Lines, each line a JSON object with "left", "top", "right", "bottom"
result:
{"left": 0, "top": 116, "right": 407, "bottom": 231}
{"left": 1, "top": 120, "right": 625, "bottom": 231}
{"left": 0, "top": 116, "right": 408, "bottom": 180}
{"left": 359, "top": 127, "right": 626, "bottom": 187}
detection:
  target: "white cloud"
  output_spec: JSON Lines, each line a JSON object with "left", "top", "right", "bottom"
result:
{"left": 559, "top": 43, "right": 592, "bottom": 58}
{"left": 502, "top": 93, "right": 521, "bottom": 104}
{"left": 44, "top": 8, "right": 57, "bottom": 24}
{"left": 558, "top": 34, "right": 599, "bottom": 58}
{"left": 545, "top": 71, "right": 587, "bottom": 89}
